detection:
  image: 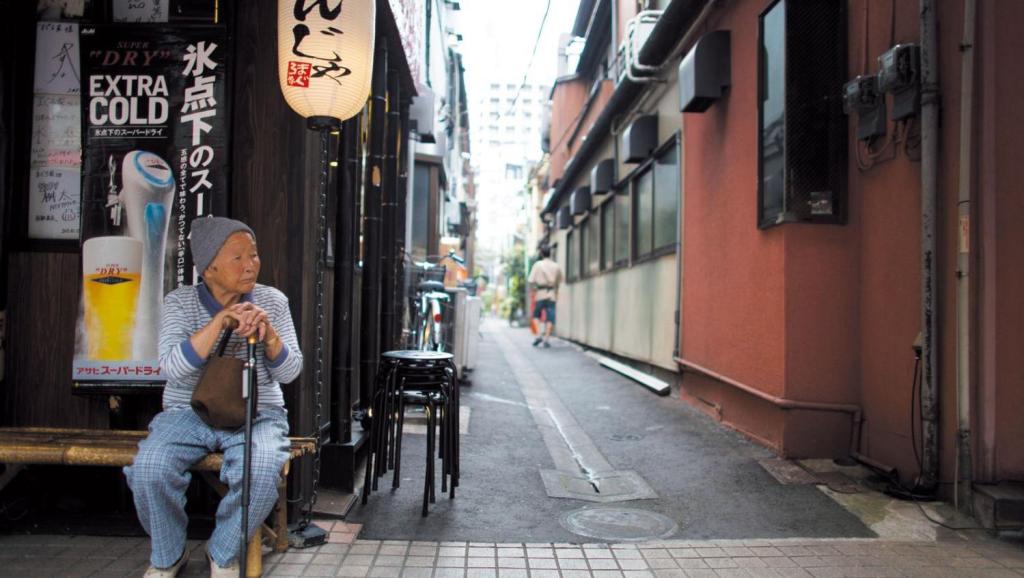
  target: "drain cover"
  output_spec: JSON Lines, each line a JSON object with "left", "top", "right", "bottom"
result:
{"left": 560, "top": 507, "right": 679, "bottom": 542}
{"left": 540, "top": 470, "right": 657, "bottom": 503}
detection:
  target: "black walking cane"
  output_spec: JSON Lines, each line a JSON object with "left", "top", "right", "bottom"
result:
{"left": 239, "top": 334, "right": 257, "bottom": 578}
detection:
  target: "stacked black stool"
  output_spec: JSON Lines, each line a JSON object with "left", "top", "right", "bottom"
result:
{"left": 361, "top": 351, "right": 460, "bottom": 516}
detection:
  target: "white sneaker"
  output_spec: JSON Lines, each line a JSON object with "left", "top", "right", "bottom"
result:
{"left": 142, "top": 551, "right": 187, "bottom": 578}
{"left": 207, "top": 551, "right": 240, "bottom": 578}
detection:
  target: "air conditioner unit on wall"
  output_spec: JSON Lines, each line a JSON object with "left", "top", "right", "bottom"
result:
{"left": 558, "top": 206, "right": 572, "bottom": 229}
{"left": 591, "top": 159, "right": 615, "bottom": 196}
{"left": 679, "top": 30, "right": 731, "bottom": 113}
{"left": 570, "top": 186, "right": 592, "bottom": 215}
{"left": 622, "top": 115, "right": 658, "bottom": 163}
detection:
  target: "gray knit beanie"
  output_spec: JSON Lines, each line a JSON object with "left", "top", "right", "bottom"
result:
{"left": 190, "top": 216, "right": 255, "bottom": 275}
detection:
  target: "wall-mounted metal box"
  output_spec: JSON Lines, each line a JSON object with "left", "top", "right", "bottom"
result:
{"left": 590, "top": 159, "right": 615, "bottom": 196}
{"left": 877, "top": 43, "right": 921, "bottom": 120}
{"left": 558, "top": 206, "right": 572, "bottom": 230}
{"left": 622, "top": 115, "right": 658, "bottom": 163}
{"left": 570, "top": 186, "right": 592, "bottom": 215}
{"left": 679, "top": 30, "right": 731, "bottom": 113}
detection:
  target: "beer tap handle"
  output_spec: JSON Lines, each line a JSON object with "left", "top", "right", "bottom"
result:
{"left": 106, "top": 155, "right": 122, "bottom": 227}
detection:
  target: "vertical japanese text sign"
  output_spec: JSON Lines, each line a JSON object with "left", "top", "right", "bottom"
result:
{"left": 74, "top": 26, "right": 228, "bottom": 384}
{"left": 278, "top": 0, "right": 376, "bottom": 121}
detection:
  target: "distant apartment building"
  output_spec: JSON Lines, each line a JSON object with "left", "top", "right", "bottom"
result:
{"left": 472, "top": 82, "right": 549, "bottom": 255}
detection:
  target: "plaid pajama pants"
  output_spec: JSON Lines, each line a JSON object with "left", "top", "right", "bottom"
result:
{"left": 124, "top": 405, "right": 290, "bottom": 569}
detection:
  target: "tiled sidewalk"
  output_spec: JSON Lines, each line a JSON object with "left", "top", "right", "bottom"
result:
{"left": 256, "top": 538, "right": 1023, "bottom": 578}
{"left": 2, "top": 532, "right": 1021, "bottom": 578}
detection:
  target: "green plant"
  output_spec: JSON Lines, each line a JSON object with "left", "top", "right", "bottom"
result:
{"left": 501, "top": 244, "right": 527, "bottom": 321}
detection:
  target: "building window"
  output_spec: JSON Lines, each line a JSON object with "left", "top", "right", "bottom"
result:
{"left": 601, "top": 201, "right": 614, "bottom": 270}
{"left": 757, "top": 0, "right": 846, "bottom": 228}
{"left": 578, "top": 218, "right": 588, "bottom": 279}
{"left": 631, "top": 139, "right": 679, "bottom": 259}
{"left": 614, "top": 192, "right": 630, "bottom": 266}
{"left": 587, "top": 213, "right": 600, "bottom": 275}
{"left": 633, "top": 169, "right": 653, "bottom": 258}
{"left": 566, "top": 229, "right": 577, "bottom": 282}
{"left": 653, "top": 143, "right": 679, "bottom": 250}
{"left": 411, "top": 163, "right": 432, "bottom": 261}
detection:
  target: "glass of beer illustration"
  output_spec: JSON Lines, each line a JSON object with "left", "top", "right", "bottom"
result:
{"left": 82, "top": 236, "right": 143, "bottom": 361}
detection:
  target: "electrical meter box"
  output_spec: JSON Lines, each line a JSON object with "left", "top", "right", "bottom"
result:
{"left": 844, "top": 74, "right": 886, "bottom": 141}
{"left": 878, "top": 44, "right": 921, "bottom": 120}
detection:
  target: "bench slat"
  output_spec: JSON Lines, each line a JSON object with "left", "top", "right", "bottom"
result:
{"left": 0, "top": 428, "right": 316, "bottom": 471}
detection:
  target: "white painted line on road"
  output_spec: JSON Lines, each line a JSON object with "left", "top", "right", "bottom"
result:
{"left": 491, "top": 330, "right": 657, "bottom": 502}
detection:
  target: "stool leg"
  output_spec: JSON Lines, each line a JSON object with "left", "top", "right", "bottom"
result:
{"left": 439, "top": 400, "right": 448, "bottom": 495}
{"left": 428, "top": 398, "right": 437, "bottom": 505}
{"left": 374, "top": 367, "right": 397, "bottom": 487}
{"left": 246, "top": 527, "right": 262, "bottom": 578}
{"left": 449, "top": 366, "right": 460, "bottom": 490}
{"left": 362, "top": 390, "right": 379, "bottom": 504}
{"left": 274, "top": 477, "right": 289, "bottom": 552}
{"left": 393, "top": 392, "right": 406, "bottom": 489}
{"left": 422, "top": 402, "right": 432, "bottom": 517}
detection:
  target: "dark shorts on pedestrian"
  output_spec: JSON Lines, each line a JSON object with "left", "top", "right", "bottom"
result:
{"left": 533, "top": 299, "right": 556, "bottom": 324}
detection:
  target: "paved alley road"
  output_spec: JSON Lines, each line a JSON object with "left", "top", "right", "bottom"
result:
{"left": 348, "top": 320, "right": 871, "bottom": 542}
{"left": 1, "top": 319, "right": 1023, "bottom": 577}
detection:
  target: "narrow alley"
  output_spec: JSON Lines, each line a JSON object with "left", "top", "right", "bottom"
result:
{"left": 348, "top": 319, "right": 869, "bottom": 543}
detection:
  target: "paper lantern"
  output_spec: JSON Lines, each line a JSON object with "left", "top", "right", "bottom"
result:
{"left": 278, "top": 0, "right": 376, "bottom": 125}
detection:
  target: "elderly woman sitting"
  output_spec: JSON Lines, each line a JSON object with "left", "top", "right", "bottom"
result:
{"left": 124, "top": 217, "right": 302, "bottom": 578}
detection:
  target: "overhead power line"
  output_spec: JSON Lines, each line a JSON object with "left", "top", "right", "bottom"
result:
{"left": 503, "top": 0, "right": 553, "bottom": 118}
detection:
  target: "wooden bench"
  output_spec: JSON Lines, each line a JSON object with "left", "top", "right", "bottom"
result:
{"left": 0, "top": 427, "right": 316, "bottom": 577}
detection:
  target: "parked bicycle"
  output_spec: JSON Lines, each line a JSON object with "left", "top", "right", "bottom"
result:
{"left": 406, "top": 257, "right": 447, "bottom": 352}
{"left": 405, "top": 250, "right": 472, "bottom": 352}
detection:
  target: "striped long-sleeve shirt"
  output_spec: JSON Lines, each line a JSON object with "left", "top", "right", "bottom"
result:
{"left": 158, "top": 283, "right": 303, "bottom": 411}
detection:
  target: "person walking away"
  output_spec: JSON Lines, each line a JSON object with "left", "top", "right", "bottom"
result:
{"left": 527, "top": 245, "right": 563, "bottom": 348}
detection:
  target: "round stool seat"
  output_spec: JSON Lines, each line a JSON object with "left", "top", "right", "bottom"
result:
{"left": 383, "top": 350, "right": 454, "bottom": 362}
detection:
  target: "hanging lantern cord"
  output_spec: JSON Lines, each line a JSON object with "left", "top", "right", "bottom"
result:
{"left": 298, "top": 120, "right": 335, "bottom": 532}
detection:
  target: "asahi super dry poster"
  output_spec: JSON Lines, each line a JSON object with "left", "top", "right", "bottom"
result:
{"left": 73, "top": 26, "right": 228, "bottom": 383}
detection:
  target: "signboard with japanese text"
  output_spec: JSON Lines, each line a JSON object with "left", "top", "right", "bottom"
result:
{"left": 112, "top": 0, "right": 169, "bottom": 23}
{"left": 277, "top": 0, "right": 376, "bottom": 121}
{"left": 29, "top": 22, "right": 82, "bottom": 240}
{"left": 73, "top": 25, "right": 228, "bottom": 384}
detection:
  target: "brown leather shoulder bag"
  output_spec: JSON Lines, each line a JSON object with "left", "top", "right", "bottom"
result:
{"left": 190, "top": 324, "right": 256, "bottom": 429}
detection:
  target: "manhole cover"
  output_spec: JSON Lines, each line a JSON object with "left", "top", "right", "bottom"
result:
{"left": 609, "top": 433, "right": 644, "bottom": 441}
{"left": 560, "top": 507, "right": 679, "bottom": 542}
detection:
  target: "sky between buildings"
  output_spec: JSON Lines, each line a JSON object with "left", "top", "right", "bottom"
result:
{"left": 459, "top": 0, "right": 581, "bottom": 262}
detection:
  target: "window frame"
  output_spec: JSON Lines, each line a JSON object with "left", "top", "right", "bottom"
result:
{"left": 600, "top": 198, "right": 614, "bottom": 272}
{"left": 612, "top": 187, "right": 630, "bottom": 269}
{"left": 627, "top": 135, "right": 680, "bottom": 264}
{"left": 586, "top": 209, "right": 600, "bottom": 276}
{"left": 756, "top": 0, "right": 847, "bottom": 229}
{"left": 566, "top": 229, "right": 577, "bottom": 283}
